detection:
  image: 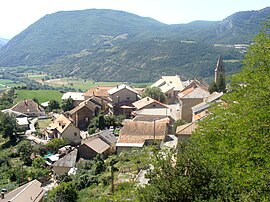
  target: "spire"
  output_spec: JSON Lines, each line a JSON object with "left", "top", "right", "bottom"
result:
{"left": 214, "top": 54, "right": 225, "bottom": 83}
{"left": 215, "top": 54, "right": 225, "bottom": 72}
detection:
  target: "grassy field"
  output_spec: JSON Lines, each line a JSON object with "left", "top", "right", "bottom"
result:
{"left": 15, "top": 89, "right": 63, "bottom": 103}
{"left": 26, "top": 74, "right": 151, "bottom": 91}
{"left": 0, "top": 79, "right": 24, "bottom": 90}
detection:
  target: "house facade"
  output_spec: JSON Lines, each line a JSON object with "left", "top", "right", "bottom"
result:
{"left": 45, "top": 114, "right": 81, "bottom": 145}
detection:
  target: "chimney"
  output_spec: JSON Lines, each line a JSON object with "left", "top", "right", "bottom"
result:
{"left": 116, "top": 85, "right": 118, "bottom": 89}
{"left": 1, "top": 192, "right": 4, "bottom": 199}
{"left": 93, "top": 91, "right": 95, "bottom": 96}
{"left": 147, "top": 97, "right": 150, "bottom": 101}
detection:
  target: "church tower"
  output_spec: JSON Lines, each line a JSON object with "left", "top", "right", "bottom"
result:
{"left": 214, "top": 54, "right": 225, "bottom": 83}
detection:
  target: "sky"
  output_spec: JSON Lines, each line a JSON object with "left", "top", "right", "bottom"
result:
{"left": 0, "top": 0, "right": 269, "bottom": 39}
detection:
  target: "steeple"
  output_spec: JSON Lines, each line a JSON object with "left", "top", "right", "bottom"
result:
{"left": 214, "top": 54, "right": 225, "bottom": 83}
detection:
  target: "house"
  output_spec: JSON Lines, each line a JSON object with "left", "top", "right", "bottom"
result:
{"left": 61, "top": 92, "right": 85, "bottom": 107}
{"left": 178, "top": 80, "right": 210, "bottom": 122}
{"left": 175, "top": 122, "right": 198, "bottom": 142}
{"left": 151, "top": 75, "right": 190, "bottom": 104}
{"left": 67, "top": 99, "right": 100, "bottom": 130}
{"left": 107, "top": 84, "right": 139, "bottom": 117}
{"left": 45, "top": 114, "right": 81, "bottom": 145}
{"left": 1, "top": 108, "right": 30, "bottom": 130}
{"left": 133, "top": 108, "right": 178, "bottom": 124}
{"left": 84, "top": 86, "right": 113, "bottom": 102}
{"left": 78, "top": 136, "right": 111, "bottom": 160}
{"left": 52, "top": 148, "right": 78, "bottom": 175}
{"left": 0, "top": 179, "right": 45, "bottom": 202}
{"left": 11, "top": 99, "right": 45, "bottom": 117}
{"left": 16, "top": 117, "right": 30, "bottom": 130}
{"left": 191, "top": 92, "right": 223, "bottom": 121}
{"left": 132, "top": 96, "right": 168, "bottom": 111}
{"left": 116, "top": 121, "right": 167, "bottom": 153}
{"left": 98, "top": 130, "right": 117, "bottom": 153}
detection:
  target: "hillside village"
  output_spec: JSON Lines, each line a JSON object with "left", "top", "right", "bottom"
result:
{"left": 0, "top": 55, "right": 226, "bottom": 201}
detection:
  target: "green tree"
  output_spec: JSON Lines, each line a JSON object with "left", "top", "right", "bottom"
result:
{"left": 47, "top": 181, "right": 78, "bottom": 202}
{"left": 0, "top": 112, "right": 17, "bottom": 141}
{"left": 208, "top": 81, "right": 218, "bottom": 93}
{"left": 61, "top": 97, "right": 74, "bottom": 112}
{"left": 17, "top": 140, "right": 33, "bottom": 166}
{"left": 33, "top": 97, "right": 40, "bottom": 105}
{"left": 142, "top": 86, "right": 166, "bottom": 103}
{"left": 48, "top": 99, "right": 60, "bottom": 111}
{"left": 138, "top": 23, "right": 270, "bottom": 201}
{"left": 172, "top": 119, "right": 186, "bottom": 134}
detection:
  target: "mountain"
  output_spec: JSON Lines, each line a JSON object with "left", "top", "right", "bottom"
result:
{"left": 0, "top": 8, "right": 268, "bottom": 82}
{"left": 0, "top": 38, "right": 8, "bottom": 48}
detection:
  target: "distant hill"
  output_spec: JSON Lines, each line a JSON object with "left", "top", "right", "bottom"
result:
{"left": 0, "top": 38, "right": 8, "bottom": 48}
{"left": 0, "top": 7, "right": 268, "bottom": 82}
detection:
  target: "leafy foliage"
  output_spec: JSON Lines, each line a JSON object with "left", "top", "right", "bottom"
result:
{"left": 138, "top": 22, "right": 270, "bottom": 201}
{"left": 47, "top": 181, "right": 78, "bottom": 202}
{"left": 61, "top": 97, "right": 74, "bottom": 112}
{"left": 0, "top": 112, "right": 17, "bottom": 140}
{"left": 142, "top": 86, "right": 166, "bottom": 103}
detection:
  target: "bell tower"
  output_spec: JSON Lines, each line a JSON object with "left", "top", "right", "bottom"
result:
{"left": 214, "top": 54, "right": 225, "bottom": 83}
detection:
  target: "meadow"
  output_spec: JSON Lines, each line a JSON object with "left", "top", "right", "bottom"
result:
{"left": 15, "top": 89, "right": 63, "bottom": 103}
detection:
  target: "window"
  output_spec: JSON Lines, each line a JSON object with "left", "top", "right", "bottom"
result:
{"left": 74, "top": 132, "right": 77, "bottom": 136}
{"left": 153, "top": 104, "right": 156, "bottom": 107}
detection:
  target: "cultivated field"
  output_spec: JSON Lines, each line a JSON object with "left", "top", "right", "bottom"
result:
{"left": 15, "top": 89, "right": 63, "bottom": 103}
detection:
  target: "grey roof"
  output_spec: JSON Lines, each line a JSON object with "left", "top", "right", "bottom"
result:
{"left": 53, "top": 148, "right": 78, "bottom": 168}
{"left": 191, "top": 102, "right": 210, "bottom": 114}
{"left": 99, "top": 130, "right": 117, "bottom": 145}
{"left": 107, "top": 84, "right": 139, "bottom": 95}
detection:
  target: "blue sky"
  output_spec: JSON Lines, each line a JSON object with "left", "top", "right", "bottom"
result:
{"left": 0, "top": 0, "right": 269, "bottom": 39}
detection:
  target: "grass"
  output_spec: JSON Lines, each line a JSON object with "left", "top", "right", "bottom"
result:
{"left": 26, "top": 74, "right": 151, "bottom": 91}
{"left": 15, "top": 89, "right": 63, "bottom": 103}
{"left": 0, "top": 79, "right": 24, "bottom": 89}
{"left": 37, "top": 118, "right": 52, "bottom": 130}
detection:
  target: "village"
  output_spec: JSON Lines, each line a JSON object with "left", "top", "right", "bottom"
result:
{"left": 0, "top": 55, "right": 226, "bottom": 201}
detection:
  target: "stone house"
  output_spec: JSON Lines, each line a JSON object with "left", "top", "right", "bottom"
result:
{"left": 107, "top": 84, "right": 139, "bottom": 117}
{"left": 116, "top": 121, "right": 167, "bottom": 154}
{"left": 52, "top": 149, "right": 78, "bottom": 175}
{"left": 11, "top": 99, "right": 45, "bottom": 117}
{"left": 45, "top": 114, "right": 81, "bottom": 145}
{"left": 178, "top": 80, "right": 210, "bottom": 122}
{"left": 78, "top": 136, "right": 111, "bottom": 160}
{"left": 67, "top": 99, "right": 100, "bottom": 130}
{"left": 132, "top": 96, "right": 168, "bottom": 111}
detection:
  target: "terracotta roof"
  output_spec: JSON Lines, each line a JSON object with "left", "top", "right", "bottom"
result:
{"left": 107, "top": 84, "right": 139, "bottom": 95}
{"left": 82, "top": 137, "right": 110, "bottom": 153}
{"left": 84, "top": 86, "right": 114, "bottom": 97}
{"left": 117, "top": 121, "right": 167, "bottom": 144}
{"left": 133, "top": 96, "right": 168, "bottom": 110}
{"left": 46, "top": 114, "right": 72, "bottom": 134}
{"left": 11, "top": 100, "right": 45, "bottom": 115}
{"left": 53, "top": 148, "right": 78, "bottom": 168}
{"left": 61, "top": 92, "right": 85, "bottom": 101}
{"left": 176, "top": 122, "right": 198, "bottom": 136}
{"left": 2, "top": 179, "right": 45, "bottom": 202}
{"left": 178, "top": 80, "right": 210, "bottom": 99}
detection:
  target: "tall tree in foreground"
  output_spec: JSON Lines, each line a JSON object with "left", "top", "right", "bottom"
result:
{"left": 138, "top": 22, "right": 270, "bottom": 201}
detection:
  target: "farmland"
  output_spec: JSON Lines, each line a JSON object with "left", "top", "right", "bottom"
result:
{"left": 15, "top": 89, "right": 63, "bottom": 103}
